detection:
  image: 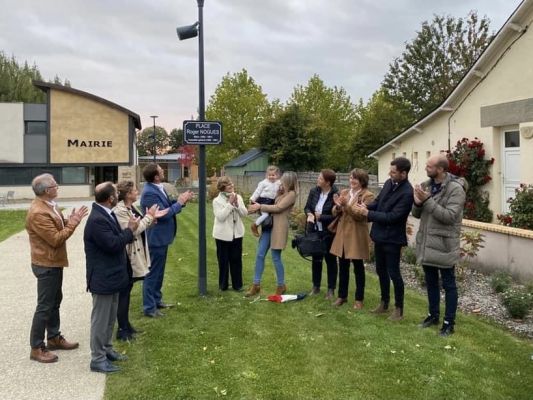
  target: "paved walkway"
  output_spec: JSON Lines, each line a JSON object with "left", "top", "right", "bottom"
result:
{"left": 0, "top": 200, "right": 106, "bottom": 400}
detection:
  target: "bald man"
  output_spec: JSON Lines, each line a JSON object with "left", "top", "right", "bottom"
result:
{"left": 412, "top": 154, "right": 467, "bottom": 337}
{"left": 84, "top": 182, "right": 138, "bottom": 373}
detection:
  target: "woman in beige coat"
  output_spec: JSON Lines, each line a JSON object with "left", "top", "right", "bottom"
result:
{"left": 330, "top": 169, "right": 375, "bottom": 308}
{"left": 114, "top": 180, "right": 168, "bottom": 340}
{"left": 212, "top": 176, "right": 248, "bottom": 291}
{"left": 245, "top": 171, "right": 298, "bottom": 296}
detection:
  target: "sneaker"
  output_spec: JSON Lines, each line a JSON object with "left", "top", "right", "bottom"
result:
{"left": 419, "top": 315, "right": 440, "bottom": 328}
{"left": 439, "top": 321, "right": 455, "bottom": 337}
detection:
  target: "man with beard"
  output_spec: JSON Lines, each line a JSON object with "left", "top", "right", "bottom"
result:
{"left": 412, "top": 154, "right": 466, "bottom": 336}
{"left": 84, "top": 182, "right": 138, "bottom": 373}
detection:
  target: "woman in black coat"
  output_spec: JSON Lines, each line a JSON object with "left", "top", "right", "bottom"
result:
{"left": 304, "top": 169, "right": 339, "bottom": 299}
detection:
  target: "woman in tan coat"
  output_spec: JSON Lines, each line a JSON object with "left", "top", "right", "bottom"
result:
{"left": 330, "top": 169, "right": 375, "bottom": 308}
{"left": 114, "top": 180, "right": 168, "bottom": 340}
{"left": 245, "top": 171, "right": 298, "bottom": 296}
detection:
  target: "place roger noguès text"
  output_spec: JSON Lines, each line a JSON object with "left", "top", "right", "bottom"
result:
{"left": 67, "top": 139, "right": 113, "bottom": 148}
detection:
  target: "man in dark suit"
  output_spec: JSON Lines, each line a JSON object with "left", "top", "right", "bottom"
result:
{"left": 84, "top": 182, "right": 138, "bottom": 373}
{"left": 354, "top": 157, "right": 414, "bottom": 321}
{"left": 140, "top": 164, "right": 194, "bottom": 317}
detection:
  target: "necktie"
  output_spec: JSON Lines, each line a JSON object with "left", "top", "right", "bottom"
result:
{"left": 110, "top": 211, "right": 120, "bottom": 228}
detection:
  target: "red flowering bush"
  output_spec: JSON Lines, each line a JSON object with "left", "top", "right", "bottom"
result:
{"left": 447, "top": 138, "right": 494, "bottom": 222}
{"left": 497, "top": 183, "right": 533, "bottom": 230}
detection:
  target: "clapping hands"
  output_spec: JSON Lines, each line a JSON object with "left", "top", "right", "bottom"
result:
{"left": 178, "top": 190, "right": 195, "bottom": 205}
{"left": 67, "top": 205, "right": 89, "bottom": 226}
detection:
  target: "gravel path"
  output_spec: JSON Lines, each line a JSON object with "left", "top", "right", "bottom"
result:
{"left": 0, "top": 202, "right": 105, "bottom": 400}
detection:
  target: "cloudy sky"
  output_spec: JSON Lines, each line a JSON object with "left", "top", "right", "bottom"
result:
{"left": 0, "top": 0, "right": 523, "bottom": 131}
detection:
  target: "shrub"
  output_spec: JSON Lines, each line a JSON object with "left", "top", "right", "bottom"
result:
{"left": 289, "top": 207, "right": 306, "bottom": 233}
{"left": 459, "top": 230, "right": 485, "bottom": 267}
{"left": 502, "top": 289, "right": 533, "bottom": 319}
{"left": 497, "top": 183, "right": 533, "bottom": 230}
{"left": 447, "top": 137, "right": 494, "bottom": 222}
{"left": 401, "top": 246, "right": 417, "bottom": 265}
{"left": 490, "top": 272, "right": 512, "bottom": 293}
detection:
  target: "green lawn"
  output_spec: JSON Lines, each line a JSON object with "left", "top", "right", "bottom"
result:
{"left": 0, "top": 209, "right": 27, "bottom": 242}
{"left": 105, "top": 203, "right": 532, "bottom": 399}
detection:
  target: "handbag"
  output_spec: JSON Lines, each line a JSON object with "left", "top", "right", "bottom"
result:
{"left": 327, "top": 216, "right": 340, "bottom": 234}
{"left": 291, "top": 224, "right": 328, "bottom": 261}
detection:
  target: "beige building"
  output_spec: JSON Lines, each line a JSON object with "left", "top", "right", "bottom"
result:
{"left": 0, "top": 82, "right": 141, "bottom": 199}
{"left": 370, "top": 0, "right": 533, "bottom": 218}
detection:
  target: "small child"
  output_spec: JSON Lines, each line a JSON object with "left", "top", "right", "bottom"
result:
{"left": 250, "top": 165, "right": 281, "bottom": 237}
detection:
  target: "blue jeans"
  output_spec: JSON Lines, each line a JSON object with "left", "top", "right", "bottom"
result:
{"left": 143, "top": 245, "right": 168, "bottom": 314}
{"left": 423, "top": 265, "right": 458, "bottom": 324}
{"left": 253, "top": 228, "right": 285, "bottom": 285}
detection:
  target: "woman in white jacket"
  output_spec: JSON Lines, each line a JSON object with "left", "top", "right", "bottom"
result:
{"left": 212, "top": 176, "right": 248, "bottom": 291}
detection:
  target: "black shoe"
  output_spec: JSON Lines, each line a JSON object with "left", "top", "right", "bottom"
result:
{"left": 90, "top": 360, "right": 121, "bottom": 373}
{"left": 419, "top": 315, "right": 439, "bottom": 328}
{"left": 106, "top": 349, "right": 128, "bottom": 362}
{"left": 439, "top": 321, "right": 455, "bottom": 337}
{"left": 144, "top": 309, "right": 165, "bottom": 318}
{"left": 157, "top": 302, "right": 174, "bottom": 309}
{"left": 116, "top": 329, "right": 134, "bottom": 342}
{"left": 128, "top": 324, "right": 142, "bottom": 335}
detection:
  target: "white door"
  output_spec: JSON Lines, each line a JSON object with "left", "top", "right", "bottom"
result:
{"left": 502, "top": 130, "right": 520, "bottom": 213}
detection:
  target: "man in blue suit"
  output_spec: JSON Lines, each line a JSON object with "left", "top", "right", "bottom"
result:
{"left": 354, "top": 157, "right": 414, "bottom": 321}
{"left": 140, "top": 164, "right": 194, "bottom": 317}
{"left": 84, "top": 182, "right": 138, "bottom": 373}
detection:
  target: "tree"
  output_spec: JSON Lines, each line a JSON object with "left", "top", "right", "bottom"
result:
{"left": 383, "top": 12, "right": 492, "bottom": 120}
{"left": 259, "top": 104, "right": 324, "bottom": 171}
{"left": 288, "top": 74, "right": 358, "bottom": 171}
{"left": 206, "top": 69, "right": 272, "bottom": 172}
{"left": 136, "top": 126, "right": 169, "bottom": 156}
{"left": 350, "top": 90, "right": 414, "bottom": 173}
{"left": 169, "top": 128, "right": 184, "bottom": 152}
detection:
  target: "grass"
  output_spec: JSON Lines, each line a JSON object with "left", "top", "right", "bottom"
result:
{"left": 0, "top": 209, "right": 27, "bottom": 242}
{"left": 101, "top": 202, "right": 533, "bottom": 399}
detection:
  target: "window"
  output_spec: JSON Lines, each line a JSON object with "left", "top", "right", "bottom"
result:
{"left": 25, "top": 121, "right": 46, "bottom": 135}
{"left": 505, "top": 131, "right": 520, "bottom": 148}
{"left": 62, "top": 167, "right": 87, "bottom": 184}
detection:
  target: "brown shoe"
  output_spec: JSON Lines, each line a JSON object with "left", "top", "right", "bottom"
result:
{"left": 309, "top": 286, "right": 320, "bottom": 295}
{"left": 275, "top": 285, "right": 287, "bottom": 295}
{"left": 325, "top": 289, "right": 335, "bottom": 300}
{"left": 388, "top": 307, "right": 404, "bottom": 321}
{"left": 353, "top": 300, "right": 364, "bottom": 310}
{"left": 30, "top": 346, "right": 58, "bottom": 363}
{"left": 47, "top": 335, "right": 79, "bottom": 350}
{"left": 371, "top": 301, "right": 389, "bottom": 314}
{"left": 245, "top": 284, "right": 261, "bottom": 297}
{"left": 251, "top": 223, "right": 260, "bottom": 237}
{"left": 332, "top": 297, "right": 347, "bottom": 307}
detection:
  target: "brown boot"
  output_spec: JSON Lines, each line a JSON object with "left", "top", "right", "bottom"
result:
{"left": 30, "top": 346, "right": 58, "bottom": 363}
{"left": 388, "top": 307, "right": 404, "bottom": 321}
{"left": 245, "top": 284, "right": 261, "bottom": 297}
{"left": 275, "top": 285, "right": 287, "bottom": 295}
{"left": 332, "top": 297, "right": 347, "bottom": 307}
{"left": 251, "top": 223, "right": 260, "bottom": 237}
{"left": 371, "top": 301, "right": 389, "bottom": 314}
{"left": 47, "top": 335, "right": 79, "bottom": 350}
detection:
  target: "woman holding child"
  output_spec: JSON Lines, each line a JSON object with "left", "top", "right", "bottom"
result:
{"left": 246, "top": 171, "right": 298, "bottom": 296}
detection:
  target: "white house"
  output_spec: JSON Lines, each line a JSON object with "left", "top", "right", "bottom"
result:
{"left": 369, "top": 0, "right": 533, "bottom": 218}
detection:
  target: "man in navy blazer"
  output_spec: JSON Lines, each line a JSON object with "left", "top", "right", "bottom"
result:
{"left": 140, "top": 164, "right": 194, "bottom": 317}
{"left": 354, "top": 157, "right": 414, "bottom": 321}
{"left": 84, "top": 182, "right": 138, "bottom": 373}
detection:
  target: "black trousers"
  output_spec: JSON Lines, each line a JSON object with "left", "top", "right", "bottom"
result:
{"left": 30, "top": 265, "right": 63, "bottom": 348}
{"left": 311, "top": 233, "right": 338, "bottom": 290}
{"left": 215, "top": 237, "right": 243, "bottom": 290}
{"left": 374, "top": 243, "right": 404, "bottom": 309}
{"left": 338, "top": 258, "right": 365, "bottom": 300}
{"left": 424, "top": 265, "right": 458, "bottom": 323}
{"left": 117, "top": 281, "right": 133, "bottom": 333}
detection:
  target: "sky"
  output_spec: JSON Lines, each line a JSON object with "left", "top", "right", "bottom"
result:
{"left": 0, "top": 0, "right": 524, "bottom": 132}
